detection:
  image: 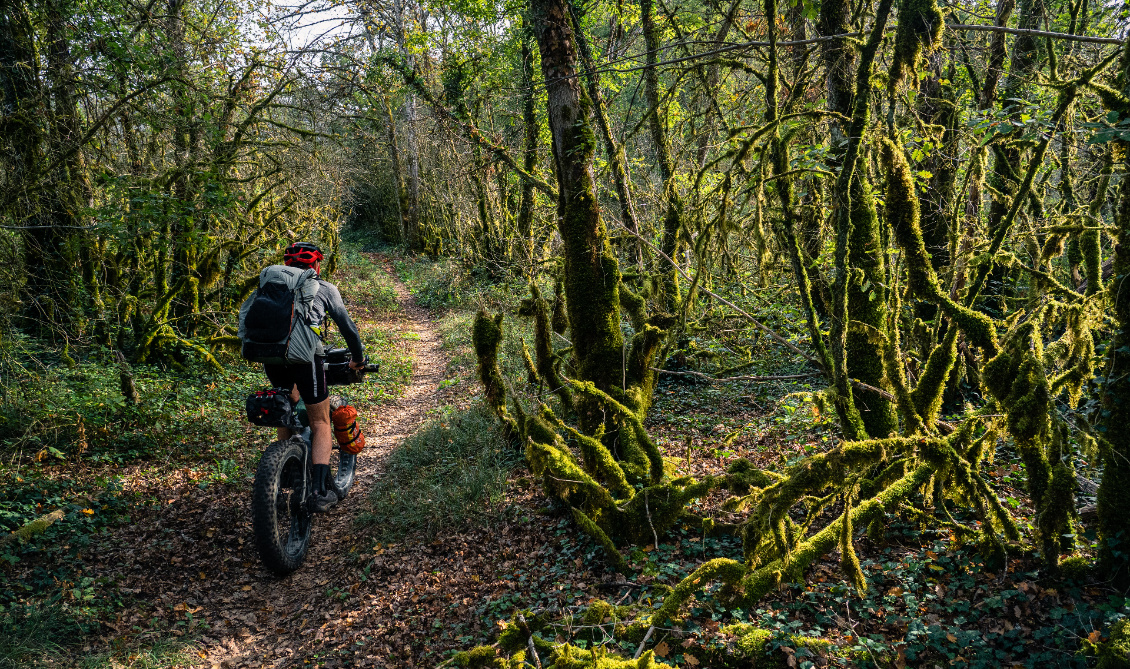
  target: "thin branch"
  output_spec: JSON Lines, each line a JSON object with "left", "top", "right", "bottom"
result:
{"left": 948, "top": 22, "right": 1125, "bottom": 45}
{"left": 651, "top": 367, "right": 822, "bottom": 383}
{"left": 851, "top": 379, "right": 896, "bottom": 402}
{"left": 633, "top": 626, "right": 657, "bottom": 660}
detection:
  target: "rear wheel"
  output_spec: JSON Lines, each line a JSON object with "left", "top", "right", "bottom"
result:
{"left": 252, "top": 437, "right": 312, "bottom": 575}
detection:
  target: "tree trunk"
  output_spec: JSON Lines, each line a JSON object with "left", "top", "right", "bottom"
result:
{"left": 531, "top": 0, "right": 625, "bottom": 431}
{"left": 569, "top": 1, "right": 642, "bottom": 268}
{"left": 39, "top": 0, "right": 91, "bottom": 329}
{"left": 640, "top": 0, "right": 681, "bottom": 310}
{"left": 828, "top": 0, "right": 897, "bottom": 439}
{"left": 516, "top": 17, "right": 539, "bottom": 262}
{"left": 392, "top": 0, "right": 422, "bottom": 251}
{"left": 981, "top": 0, "right": 1044, "bottom": 317}
{"left": 817, "top": 0, "right": 855, "bottom": 147}
{"left": 379, "top": 94, "right": 410, "bottom": 246}
{"left": 2, "top": 1, "right": 53, "bottom": 331}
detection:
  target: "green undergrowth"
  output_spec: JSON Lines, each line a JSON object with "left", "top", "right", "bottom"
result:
{"left": 393, "top": 255, "right": 525, "bottom": 312}
{"left": 362, "top": 404, "right": 522, "bottom": 540}
{"left": 0, "top": 599, "right": 195, "bottom": 669}
{"left": 456, "top": 511, "right": 1127, "bottom": 668}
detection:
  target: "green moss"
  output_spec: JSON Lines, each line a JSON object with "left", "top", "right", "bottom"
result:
{"left": 881, "top": 140, "right": 998, "bottom": 356}
{"left": 473, "top": 310, "right": 515, "bottom": 432}
{"left": 1081, "top": 227, "right": 1103, "bottom": 296}
{"left": 568, "top": 380, "right": 660, "bottom": 484}
{"left": 725, "top": 458, "right": 782, "bottom": 493}
{"left": 740, "top": 463, "right": 935, "bottom": 604}
{"left": 1098, "top": 619, "right": 1130, "bottom": 668}
{"left": 722, "top": 623, "right": 773, "bottom": 657}
{"left": 1058, "top": 555, "right": 1093, "bottom": 582}
{"left": 543, "top": 646, "right": 671, "bottom": 668}
{"left": 882, "top": 287, "right": 922, "bottom": 434}
{"left": 910, "top": 328, "right": 959, "bottom": 427}
{"left": 845, "top": 173, "right": 897, "bottom": 438}
{"left": 982, "top": 320, "right": 1076, "bottom": 572}
{"left": 840, "top": 497, "right": 867, "bottom": 592}
{"left": 452, "top": 645, "right": 505, "bottom": 668}
{"left": 889, "top": 0, "right": 944, "bottom": 85}
{"left": 525, "top": 439, "right": 614, "bottom": 509}
{"left": 527, "top": 284, "right": 573, "bottom": 409}
{"left": 552, "top": 276, "right": 569, "bottom": 334}
{"left": 619, "top": 282, "right": 647, "bottom": 332}
{"left": 550, "top": 416, "right": 633, "bottom": 498}
{"left": 10, "top": 509, "right": 64, "bottom": 543}
{"left": 651, "top": 558, "right": 746, "bottom": 626}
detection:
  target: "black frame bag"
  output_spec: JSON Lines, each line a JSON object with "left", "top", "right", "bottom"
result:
{"left": 246, "top": 388, "right": 298, "bottom": 428}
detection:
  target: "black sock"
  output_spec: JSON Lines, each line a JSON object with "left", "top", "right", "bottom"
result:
{"left": 312, "top": 464, "right": 331, "bottom": 493}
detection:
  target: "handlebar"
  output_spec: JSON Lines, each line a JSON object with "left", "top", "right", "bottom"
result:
{"left": 324, "top": 348, "right": 377, "bottom": 386}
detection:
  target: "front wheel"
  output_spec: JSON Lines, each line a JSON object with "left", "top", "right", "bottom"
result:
{"left": 252, "top": 437, "right": 313, "bottom": 575}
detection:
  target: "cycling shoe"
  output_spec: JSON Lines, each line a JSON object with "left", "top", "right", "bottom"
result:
{"left": 309, "top": 489, "right": 339, "bottom": 514}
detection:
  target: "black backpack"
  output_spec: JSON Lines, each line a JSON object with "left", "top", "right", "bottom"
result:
{"left": 237, "top": 265, "right": 322, "bottom": 364}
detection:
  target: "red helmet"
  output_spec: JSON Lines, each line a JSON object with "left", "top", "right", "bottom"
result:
{"left": 284, "top": 242, "right": 323, "bottom": 268}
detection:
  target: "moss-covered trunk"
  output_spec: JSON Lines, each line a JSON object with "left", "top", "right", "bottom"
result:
{"left": 826, "top": 0, "right": 897, "bottom": 439}
{"left": 531, "top": 0, "right": 625, "bottom": 432}
{"left": 516, "top": 17, "right": 539, "bottom": 259}
{"left": 640, "top": 0, "right": 681, "bottom": 310}
{"left": 569, "top": 1, "right": 642, "bottom": 268}
{"left": 980, "top": 0, "right": 1044, "bottom": 316}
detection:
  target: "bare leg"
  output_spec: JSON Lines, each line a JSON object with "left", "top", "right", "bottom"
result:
{"left": 305, "top": 397, "right": 333, "bottom": 466}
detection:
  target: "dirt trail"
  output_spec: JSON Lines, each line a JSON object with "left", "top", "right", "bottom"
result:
{"left": 79, "top": 258, "right": 459, "bottom": 669}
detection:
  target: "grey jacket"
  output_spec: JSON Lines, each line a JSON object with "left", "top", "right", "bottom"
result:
{"left": 310, "top": 278, "right": 366, "bottom": 362}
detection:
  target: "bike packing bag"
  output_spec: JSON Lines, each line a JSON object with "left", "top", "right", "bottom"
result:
{"left": 237, "top": 265, "right": 322, "bottom": 365}
{"left": 331, "top": 403, "right": 365, "bottom": 454}
{"left": 246, "top": 388, "right": 297, "bottom": 428}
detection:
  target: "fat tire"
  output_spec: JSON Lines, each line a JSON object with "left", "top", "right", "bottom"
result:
{"left": 252, "top": 437, "right": 312, "bottom": 575}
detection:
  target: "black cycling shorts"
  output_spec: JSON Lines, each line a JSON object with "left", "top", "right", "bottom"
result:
{"left": 264, "top": 355, "right": 328, "bottom": 405}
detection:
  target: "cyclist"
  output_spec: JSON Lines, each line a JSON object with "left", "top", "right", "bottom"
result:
{"left": 262, "top": 241, "right": 365, "bottom": 513}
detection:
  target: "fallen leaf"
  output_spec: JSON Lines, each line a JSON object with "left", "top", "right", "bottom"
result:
{"left": 685, "top": 654, "right": 699, "bottom": 666}
{"left": 241, "top": 585, "right": 252, "bottom": 591}
{"left": 946, "top": 633, "right": 957, "bottom": 642}
{"left": 654, "top": 641, "right": 670, "bottom": 657}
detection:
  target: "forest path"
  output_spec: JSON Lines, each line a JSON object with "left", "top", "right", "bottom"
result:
{"left": 196, "top": 254, "right": 449, "bottom": 668}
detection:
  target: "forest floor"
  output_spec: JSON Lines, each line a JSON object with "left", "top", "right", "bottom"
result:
{"left": 2, "top": 248, "right": 1128, "bottom": 668}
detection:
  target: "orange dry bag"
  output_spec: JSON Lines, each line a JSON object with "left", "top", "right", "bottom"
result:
{"left": 331, "top": 404, "right": 365, "bottom": 455}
